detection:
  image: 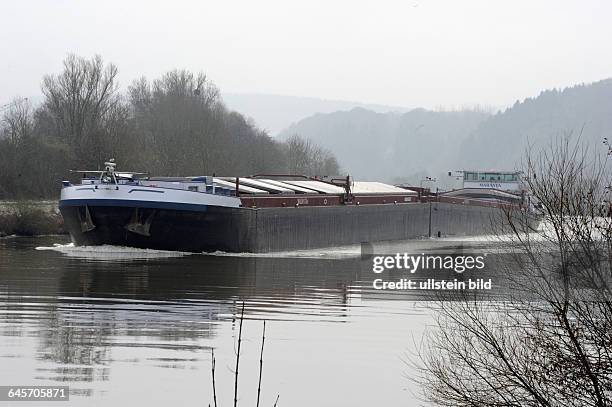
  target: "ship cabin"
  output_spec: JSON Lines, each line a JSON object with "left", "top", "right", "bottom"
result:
{"left": 441, "top": 170, "right": 525, "bottom": 205}
{"left": 461, "top": 170, "right": 523, "bottom": 192}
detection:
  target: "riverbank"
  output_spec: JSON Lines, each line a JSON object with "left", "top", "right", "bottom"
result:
{"left": 0, "top": 201, "right": 65, "bottom": 237}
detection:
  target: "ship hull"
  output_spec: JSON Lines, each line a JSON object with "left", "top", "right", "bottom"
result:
{"left": 60, "top": 204, "right": 250, "bottom": 252}
{"left": 59, "top": 201, "right": 529, "bottom": 253}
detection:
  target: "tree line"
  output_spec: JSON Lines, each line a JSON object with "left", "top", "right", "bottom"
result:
{"left": 0, "top": 54, "right": 340, "bottom": 199}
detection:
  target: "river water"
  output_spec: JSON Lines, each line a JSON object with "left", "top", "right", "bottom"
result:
{"left": 0, "top": 235, "right": 505, "bottom": 407}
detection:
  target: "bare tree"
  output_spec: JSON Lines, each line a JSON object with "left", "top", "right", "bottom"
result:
{"left": 0, "top": 98, "right": 56, "bottom": 198}
{"left": 415, "top": 136, "right": 612, "bottom": 407}
{"left": 285, "top": 134, "right": 312, "bottom": 174}
{"left": 285, "top": 134, "right": 340, "bottom": 176}
{"left": 38, "top": 54, "right": 127, "bottom": 166}
{"left": 129, "top": 70, "right": 299, "bottom": 177}
{"left": 130, "top": 70, "right": 231, "bottom": 175}
{"left": 1, "top": 98, "right": 33, "bottom": 144}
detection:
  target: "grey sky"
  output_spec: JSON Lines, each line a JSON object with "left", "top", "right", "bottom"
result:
{"left": 2, "top": 0, "right": 611, "bottom": 109}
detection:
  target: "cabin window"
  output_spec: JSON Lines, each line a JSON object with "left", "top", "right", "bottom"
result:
{"left": 463, "top": 172, "right": 478, "bottom": 181}
{"left": 501, "top": 173, "right": 519, "bottom": 181}
{"left": 464, "top": 172, "right": 519, "bottom": 182}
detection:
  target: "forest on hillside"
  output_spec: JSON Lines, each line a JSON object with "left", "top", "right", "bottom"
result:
{"left": 281, "top": 79, "right": 612, "bottom": 187}
{"left": 279, "top": 107, "right": 490, "bottom": 184}
{"left": 457, "top": 79, "right": 612, "bottom": 169}
{"left": 0, "top": 55, "right": 340, "bottom": 199}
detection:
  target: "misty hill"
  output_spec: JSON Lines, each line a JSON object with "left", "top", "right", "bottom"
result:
{"left": 279, "top": 78, "right": 612, "bottom": 186}
{"left": 278, "top": 107, "right": 490, "bottom": 182}
{"left": 456, "top": 79, "right": 612, "bottom": 169}
{"left": 221, "top": 93, "right": 409, "bottom": 135}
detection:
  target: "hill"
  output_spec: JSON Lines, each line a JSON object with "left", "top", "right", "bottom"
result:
{"left": 279, "top": 107, "right": 490, "bottom": 183}
{"left": 221, "top": 93, "right": 409, "bottom": 135}
{"left": 279, "top": 79, "right": 612, "bottom": 186}
{"left": 456, "top": 79, "right": 612, "bottom": 169}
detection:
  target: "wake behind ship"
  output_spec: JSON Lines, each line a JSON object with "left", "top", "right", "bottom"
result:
{"left": 59, "top": 161, "right": 537, "bottom": 253}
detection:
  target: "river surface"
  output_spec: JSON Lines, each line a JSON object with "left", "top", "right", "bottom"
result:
{"left": 0, "top": 235, "right": 504, "bottom": 407}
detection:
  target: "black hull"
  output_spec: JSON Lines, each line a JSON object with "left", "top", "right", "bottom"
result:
{"left": 60, "top": 205, "right": 250, "bottom": 252}
{"left": 60, "top": 203, "right": 532, "bottom": 253}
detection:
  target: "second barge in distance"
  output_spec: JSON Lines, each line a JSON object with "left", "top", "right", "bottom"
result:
{"left": 59, "top": 161, "right": 538, "bottom": 253}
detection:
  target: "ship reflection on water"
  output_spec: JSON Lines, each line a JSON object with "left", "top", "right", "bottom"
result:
{"left": 0, "top": 236, "right": 506, "bottom": 407}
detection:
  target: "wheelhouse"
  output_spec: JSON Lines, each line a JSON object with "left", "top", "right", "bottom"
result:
{"left": 461, "top": 170, "right": 523, "bottom": 192}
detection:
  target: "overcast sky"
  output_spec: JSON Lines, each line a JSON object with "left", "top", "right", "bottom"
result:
{"left": 1, "top": 0, "right": 611, "bottom": 109}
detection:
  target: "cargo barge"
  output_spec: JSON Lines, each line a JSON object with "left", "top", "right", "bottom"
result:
{"left": 59, "top": 161, "right": 537, "bottom": 253}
